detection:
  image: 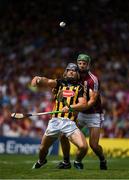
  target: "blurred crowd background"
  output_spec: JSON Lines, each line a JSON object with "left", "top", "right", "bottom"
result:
{"left": 0, "top": 0, "right": 129, "bottom": 138}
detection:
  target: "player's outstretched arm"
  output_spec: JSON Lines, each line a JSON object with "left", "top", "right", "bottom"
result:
{"left": 31, "top": 76, "right": 57, "bottom": 88}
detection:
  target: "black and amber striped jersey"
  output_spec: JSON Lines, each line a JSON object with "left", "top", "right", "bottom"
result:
{"left": 52, "top": 79, "right": 84, "bottom": 121}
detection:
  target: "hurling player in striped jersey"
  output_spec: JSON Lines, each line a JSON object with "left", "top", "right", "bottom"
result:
{"left": 31, "top": 63, "right": 88, "bottom": 170}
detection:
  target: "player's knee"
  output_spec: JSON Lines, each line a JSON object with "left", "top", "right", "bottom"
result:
{"left": 89, "top": 142, "right": 98, "bottom": 150}
{"left": 39, "top": 144, "right": 44, "bottom": 151}
{"left": 79, "top": 143, "right": 88, "bottom": 154}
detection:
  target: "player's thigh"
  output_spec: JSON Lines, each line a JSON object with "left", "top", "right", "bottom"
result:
{"left": 68, "top": 129, "right": 87, "bottom": 148}
{"left": 89, "top": 127, "right": 101, "bottom": 146}
{"left": 40, "top": 134, "right": 57, "bottom": 149}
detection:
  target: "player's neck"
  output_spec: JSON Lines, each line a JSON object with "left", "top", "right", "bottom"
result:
{"left": 80, "top": 70, "right": 89, "bottom": 77}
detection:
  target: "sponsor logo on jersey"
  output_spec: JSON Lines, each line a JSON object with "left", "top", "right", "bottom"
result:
{"left": 63, "top": 90, "right": 75, "bottom": 97}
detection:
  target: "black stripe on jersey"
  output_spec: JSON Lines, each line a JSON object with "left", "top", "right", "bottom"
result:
{"left": 55, "top": 100, "right": 59, "bottom": 118}
{"left": 75, "top": 86, "right": 82, "bottom": 104}
{"left": 55, "top": 85, "right": 63, "bottom": 117}
{"left": 61, "top": 87, "right": 69, "bottom": 117}
{"left": 73, "top": 114, "right": 77, "bottom": 122}
{"left": 68, "top": 86, "right": 76, "bottom": 119}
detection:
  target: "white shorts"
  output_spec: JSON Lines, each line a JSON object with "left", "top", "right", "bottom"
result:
{"left": 45, "top": 117, "right": 78, "bottom": 137}
{"left": 77, "top": 112, "right": 104, "bottom": 128}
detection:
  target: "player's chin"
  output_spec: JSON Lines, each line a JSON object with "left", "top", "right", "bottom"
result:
{"left": 67, "top": 75, "right": 74, "bottom": 79}
{"left": 79, "top": 69, "right": 86, "bottom": 73}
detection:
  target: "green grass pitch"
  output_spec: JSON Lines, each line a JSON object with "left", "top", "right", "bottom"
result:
{"left": 0, "top": 154, "right": 129, "bottom": 179}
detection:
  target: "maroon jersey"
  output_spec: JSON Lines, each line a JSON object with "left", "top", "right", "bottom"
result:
{"left": 80, "top": 71, "right": 103, "bottom": 114}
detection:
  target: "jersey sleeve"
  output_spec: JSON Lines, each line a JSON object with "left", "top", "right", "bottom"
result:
{"left": 89, "top": 77, "right": 99, "bottom": 92}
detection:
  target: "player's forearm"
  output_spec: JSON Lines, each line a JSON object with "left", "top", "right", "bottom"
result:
{"left": 31, "top": 76, "right": 56, "bottom": 88}
{"left": 37, "top": 77, "right": 49, "bottom": 85}
{"left": 31, "top": 76, "right": 48, "bottom": 86}
{"left": 86, "top": 99, "right": 95, "bottom": 109}
{"left": 71, "top": 100, "right": 94, "bottom": 112}
{"left": 86, "top": 91, "right": 98, "bottom": 109}
{"left": 38, "top": 77, "right": 57, "bottom": 88}
{"left": 70, "top": 102, "right": 87, "bottom": 112}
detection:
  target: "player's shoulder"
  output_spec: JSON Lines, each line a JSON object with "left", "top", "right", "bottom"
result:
{"left": 88, "top": 71, "right": 99, "bottom": 79}
{"left": 82, "top": 71, "right": 100, "bottom": 87}
{"left": 87, "top": 71, "right": 100, "bottom": 82}
{"left": 56, "top": 78, "right": 67, "bottom": 85}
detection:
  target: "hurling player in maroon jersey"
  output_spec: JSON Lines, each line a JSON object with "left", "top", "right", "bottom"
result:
{"left": 57, "top": 54, "right": 107, "bottom": 170}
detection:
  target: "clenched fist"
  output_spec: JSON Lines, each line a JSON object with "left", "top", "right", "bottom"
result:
{"left": 31, "top": 76, "right": 41, "bottom": 86}
{"left": 62, "top": 106, "right": 69, "bottom": 113}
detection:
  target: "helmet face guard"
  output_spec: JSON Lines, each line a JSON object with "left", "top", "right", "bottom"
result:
{"left": 63, "top": 63, "right": 80, "bottom": 82}
{"left": 66, "top": 63, "right": 78, "bottom": 71}
{"left": 77, "top": 54, "right": 91, "bottom": 70}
